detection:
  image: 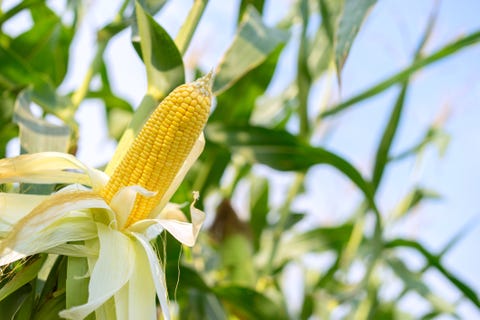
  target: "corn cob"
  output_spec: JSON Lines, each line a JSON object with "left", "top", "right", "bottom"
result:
{"left": 101, "top": 72, "right": 213, "bottom": 228}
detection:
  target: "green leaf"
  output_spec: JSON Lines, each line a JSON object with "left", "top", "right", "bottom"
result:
{"left": 212, "top": 44, "right": 284, "bottom": 125}
{"left": 385, "top": 239, "right": 480, "bottom": 308}
{"left": 391, "top": 126, "right": 451, "bottom": 162}
{"left": 0, "top": 282, "right": 32, "bottom": 320}
{"left": 318, "top": 0, "right": 344, "bottom": 45}
{"left": 37, "top": 255, "right": 66, "bottom": 308}
{"left": 238, "top": 0, "right": 265, "bottom": 24}
{"left": 136, "top": 0, "right": 167, "bottom": 15}
{"left": 0, "top": 94, "right": 18, "bottom": 158}
{"left": 13, "top": 89, "right": 71, "bottom": 154}
{"left": 179, "top": 289, "right": 226, "bottom": 320}
{"left": 277, "top": 224, "right": 354, "bottom": 263}
{"left": 0, "top": 45, "right": 48, "bottom": 91}
{"left": 249, "top": 177, "right": 269, "bottom": 252}
{"left": 371, "top": 83, "right": 408, "bottom": 190}
{"left": 11, "top": 4, "right": 73, "bottom": 86}
{"left": 66, "top": 257, "right": 89, "bottom": 310}
{"left": 213, "top": 5, "right": 288, "bottom": 94}
{"left": 0, "top": 45, "right": 74, "bottom": 122}
{"left": 387, "top": 257, "right": 455, "bottom": 313}
{"left": 335, "top": 0, "right": 377, "bottom": 73}
{"left": 32, "top": 292, "right": 65, "bottom": 320}
{"left": 205, "top": 124, "right": 374, "bottom": 203}
{"left": 0, "top": 255, "right": 46, "bottom": 302}
{"left": 134, "top": 1, "right": 185, "bottom": 99}
{"left": 214, "top": 286, "right": 289, "bottom": 320}
{"left": 322, "top": 29, "right": 480, "bottom": 117}
{"left": 390, "top": 187, "right": 441, "bottom": 221}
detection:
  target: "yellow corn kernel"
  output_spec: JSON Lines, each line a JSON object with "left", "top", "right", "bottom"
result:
{"left": 101, "top": 72, "right": 213, "bottom": 227}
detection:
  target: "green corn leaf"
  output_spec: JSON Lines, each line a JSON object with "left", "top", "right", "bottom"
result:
{"left": 0, "top": 255, "right": 46, "bottom": 302}
{"left": 335, "top": 0, "right": 377, "bottom": 73}
{"left": 322, "top": 29, "right": 480, "bottom": 118}
{"left": 66, "top": 257, "right": 89, "bottom": 310}
{"left": 212, "top": 44, "right": 284, "bottom": 125}
{"left": 134, "top": 1, "right": 185, "bottom": 100}
{"left": 11, "top": 4, "right": 73, "bottom": 86}
{"left": 387, "top": 257, "right": 455, "bottom": 314}
{"left": 108, "top": 2, "right": 186, "bottom": 174}
{"left": 371, "top": 83, "right": 408, "bottom": 190}
{"left": 136, "top": 0, "right": 168, "bottom": 15}
{"left": 205, "top": 124, "right": 374, "bottom": 204}
{"left": 213, "top": 5, "right": 288, "bottom": 94}
{"left": 390, "top": 187, "right": 441, "bottom": 221}
{"left": 277, "top": 224, "right": 354, "bottom": 264}
{"left": 385, "top": 239, "right": 480, "bottom": 308}
{"left": 32, "top": 292, "right": 65, "bottom": 320}
{"left": 238, "top": 0, "right": 265, "bottom": 24}
{"left": 0, "top": 45, "right": 50, "bottom": 91}
{"left": 214, "top": 286, "right": 289, "bottom": 320}
{"left": 249, "top": 177, "right": 269, "bottom": 252}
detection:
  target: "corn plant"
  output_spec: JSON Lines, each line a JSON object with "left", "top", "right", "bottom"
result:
{"left": 0, "top": 0, "right": 479, "bottom": 319}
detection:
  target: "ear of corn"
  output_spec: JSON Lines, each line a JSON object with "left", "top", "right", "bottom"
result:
{"left": 101, "top": 72, "right": 213, "bottom": 228}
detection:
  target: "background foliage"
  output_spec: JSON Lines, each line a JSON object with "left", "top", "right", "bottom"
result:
{"left": 1, "top": 0, "right": 479, "bottom": 319}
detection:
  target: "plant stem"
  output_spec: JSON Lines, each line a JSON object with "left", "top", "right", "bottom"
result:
{"left": 70, "top": 41, "right": 107, "bottom": 110}
{"left": 175, "top": 0, "right": 209, "bottom": 55}
{"left": 297, "top": 0, "right": 312, "bottom": 139}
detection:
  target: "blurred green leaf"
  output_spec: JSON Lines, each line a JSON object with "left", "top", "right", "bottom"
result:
{"left": 318, "top": 0, "right": 344, "bottom": 45}
{"left": 13, "top": 89, "right": 71, "bottom": 154}
{"left": 391, "top": 126, "right": 451, "bottom": 162}
{"left": 212, "top": 44, "right": 284, "bottom": 125}
{"left": 174, "top": 0, "right": 208, "bottom": 55}
{"left": 0, "top": 45, "right": 49, "bottom": 91}
{"left": 0, "top": 93, "right": 18, "bottom": 157}
{"left": 322, "top": 29, "right": 480, "bottom": 117}
{"left": 36, "top": 255, "right": 66, "bottom": 308}
{"left": 213, "top": 6, "right": 288, "bottom": 94}
{"left": 387, "top": 257, "right": 455, "bottom": 313}
{"left": 300, "top": 292, "right": 314, "bottom": 320}
{"left": 385, "top": 239, "right": 480, "bottom": 308}
{"left": 277, "top": 224, "right": 354, "bottom": 263}
{"left": 137, "top": 0, "right": 167, "bottom": 15}
{"left": 206, "top": 124, "right": 374, "bottom": 204}
{"left": 391, "top": 187, "right": 441, "bottom": 221}
{"left": 214, "top": 286, "right": 288, "bottom": 320}
{"left": 192, "top": 144, "right": 231, "bottom": 198}
{"left": 134, "top": 1, "right": 185, "bottom": 99}
{"left": 33, "top": 293, "right": 65, "bottom": 320}
{"left": 179, "top": 289, "right": 226, "bottom": 320}
{"left": 66, "top": 257, "right": 89, "bottom": 311}
{"left": 0, "top": 282, "right": 32, "bottom": 320}
{"left": 165, "top": 263, "right": 227, "bottom": 319}
{"left": 0, "top": 255, "right": 46, "bottom": 302}
{"left": 249, "top": 177, "right": 269, "bottom": 252}
{"left": 372, "top": 83, "right": 408, "bottom": 190}
{"left": 10, "top": 4, "right": 73, "bottom": 86}
{"left": 0, "top": 0, "right": 44, "bottom": 27}
{"left": 238, "top": 0, "right": 265, "bottom": 24}
{"left": 335, "top": 0, "right": 377, "bottom": 73}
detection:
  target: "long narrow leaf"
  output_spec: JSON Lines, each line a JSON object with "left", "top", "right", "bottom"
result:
{"left": 371, "top": 83, "right": 407, "bottom": 190}
{"left": 134, "top": 1, "right": 185, "bottom": 99}
{"left": 321, "top": 30, "right": 480, "bottom": 117}
{"left": 385, "top": 238, "right": 480, "bottom": 308}
{"left": 335, "top": 0, "right": 377, "bottom": 73}
{"left": 0, "top": 255, "right": 46, "bottom": 302}
{"left": 206, "top": 124, "right": 375, "bottom": 204}
{"left": 213, "top": 5, "right": 288, "bottom": 94}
